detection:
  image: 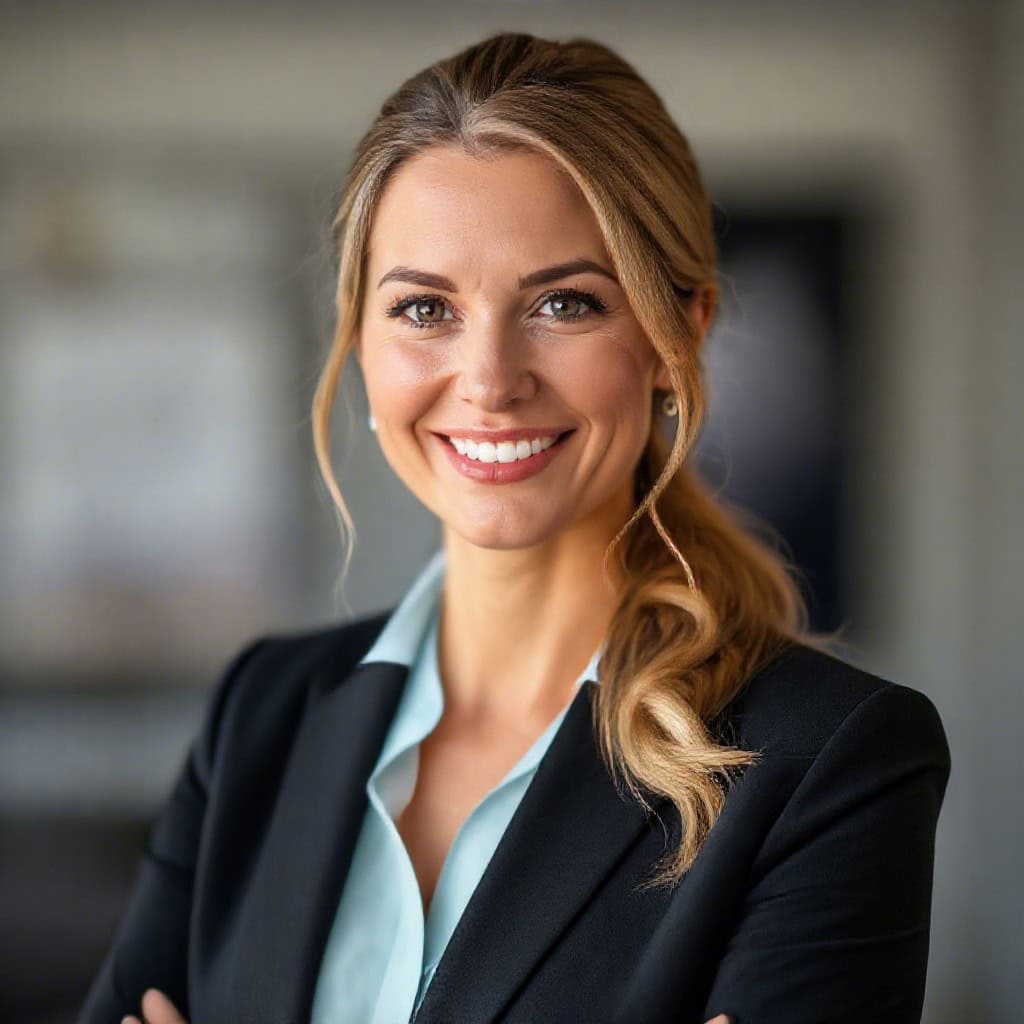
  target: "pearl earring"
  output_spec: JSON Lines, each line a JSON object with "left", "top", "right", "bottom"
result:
{"left": 368, "top": 410, "right": 377, "bottom": 432}
{"left": 660, "top": 391, "right": 679, "bottom": 417}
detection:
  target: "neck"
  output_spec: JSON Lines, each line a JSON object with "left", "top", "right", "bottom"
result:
{"left": 438, "top": 508, "right": 625, "bottom": 724}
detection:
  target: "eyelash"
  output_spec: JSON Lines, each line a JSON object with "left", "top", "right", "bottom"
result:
{"left": 383, "top": 287, "right": 608, "bottom": 330}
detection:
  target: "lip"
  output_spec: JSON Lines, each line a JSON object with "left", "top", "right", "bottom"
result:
{"left": 434, "top": 429, "right": 574, "bottom": 484}
{"left": 432, "top": 426, "right": 574, "bottom": 443}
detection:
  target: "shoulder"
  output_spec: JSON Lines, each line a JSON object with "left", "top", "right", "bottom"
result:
{"left": 189, "top": 611, "right": 392, "bottom": 778}
{"left": 722, "top": 640, "right": 950, "bottom": 769}
{"left": 231, "top": 610, "right": 392, "bottom": 689}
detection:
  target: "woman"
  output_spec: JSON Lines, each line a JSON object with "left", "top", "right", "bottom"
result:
{"left": 82, "top": 33, "right": 950, "bottom": 1024}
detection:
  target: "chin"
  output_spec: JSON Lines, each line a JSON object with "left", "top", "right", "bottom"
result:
{"left": 448, "top": 505, "right": 572, "bottom": 552}
{"left": 453, "top": 524, "right": 560, "bottom": 552}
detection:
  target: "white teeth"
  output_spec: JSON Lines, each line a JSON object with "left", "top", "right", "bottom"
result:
{"left": 496, "top": 441, "right": 517, "bottom": 463}
{"left": 449, "top": 434, "right": 559, "bottom": 463}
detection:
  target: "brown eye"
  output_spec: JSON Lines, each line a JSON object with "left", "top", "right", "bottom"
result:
{"left": 404, "top": 298, "right": 450, "bottom": 324}
{"left": 536, "top": 290, "right": 605, "bottom": 322}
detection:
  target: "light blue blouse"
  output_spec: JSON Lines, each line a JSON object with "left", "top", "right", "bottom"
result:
{"left": 310, "top": 551, "right": 602, "bottom": 1024}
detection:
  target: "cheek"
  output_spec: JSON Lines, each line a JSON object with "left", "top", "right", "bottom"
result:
{"left": 362, "top": 340, "right": 447, "bottom": 421}
{"left": 551, "top": 334, "right": 655, "bottom": 434}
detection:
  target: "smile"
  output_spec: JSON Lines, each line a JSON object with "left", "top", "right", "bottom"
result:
{"left": 435, "top": 430, "right": 573, "bottom": 484}
{"left": 449, "top": 435, "right": 557, "bottom": 464}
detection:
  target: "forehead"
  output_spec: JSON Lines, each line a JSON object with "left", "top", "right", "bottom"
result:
{"left": 366, "top": 145, "right": 608, "bottom": 269}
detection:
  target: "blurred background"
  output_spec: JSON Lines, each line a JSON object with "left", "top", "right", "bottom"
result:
{"left": 1, "top": 1, "right": 1020, "bottom": 1021}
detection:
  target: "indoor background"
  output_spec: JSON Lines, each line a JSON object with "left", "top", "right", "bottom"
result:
{"left": 0, "top": 1, "right": 1021, "bottom": 1021}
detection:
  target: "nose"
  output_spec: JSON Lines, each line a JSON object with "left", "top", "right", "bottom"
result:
{"left": 453, "top": 324, "right": 537, "bottom": 411}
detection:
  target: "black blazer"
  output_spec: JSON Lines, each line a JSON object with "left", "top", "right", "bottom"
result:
{"left": 78, "top": 615, "right": 950, "bottom": 1024}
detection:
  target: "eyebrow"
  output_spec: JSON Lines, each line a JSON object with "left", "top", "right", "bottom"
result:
{"left": 376, "top": 258, "right": 618, "bottom": 292}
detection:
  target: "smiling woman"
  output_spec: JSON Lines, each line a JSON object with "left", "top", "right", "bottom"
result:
{"left": 80, "top": 32, "right": 949, "bottom": 1024}
{"left": 359, "top": 146, "right": 671, "bottom": 549}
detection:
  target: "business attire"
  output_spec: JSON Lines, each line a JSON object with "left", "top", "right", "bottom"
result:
{"left": 78, "top": 554, "right": 951, "bottom": 1024}
{"left": 309, "top": 551, "right": 601, "bottom": 1022}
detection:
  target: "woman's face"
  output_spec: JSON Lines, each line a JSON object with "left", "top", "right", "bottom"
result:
{"left": 357, "top": 145, "right": 672, "bottom": 552}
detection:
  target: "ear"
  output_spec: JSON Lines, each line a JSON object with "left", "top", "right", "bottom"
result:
{"left": 653, "top": 356, "right": 672, "bottom": 391}
{"left": 652, "top": 283, "right": 717, "bottom": 390}
{"left": 689, "top": 283, "right": 716, "bottom": 351}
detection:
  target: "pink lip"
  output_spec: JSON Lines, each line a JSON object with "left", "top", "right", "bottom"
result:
{"left": 433, "top": 426, "right": 573, "bottom": 443}
{"left": 435, "top": 431, "right": 573, "bottom": 484}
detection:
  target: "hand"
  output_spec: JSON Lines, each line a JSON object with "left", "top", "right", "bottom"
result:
{"left": 121, "top": 988, "right": 188, "bottom": 1024}
{"left": 705, "top": 1016, "right": 733, "bottom": 1024}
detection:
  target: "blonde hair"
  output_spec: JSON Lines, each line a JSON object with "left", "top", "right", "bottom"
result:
{"left": 313, "top": 33, "right": 825, "bottom": 886}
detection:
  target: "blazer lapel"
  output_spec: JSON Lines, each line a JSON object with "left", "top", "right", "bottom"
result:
{"left": 233, "top": 656, "right": 408, "bottom": 1024}
{"left": 414, "top": 681, "right": 667, "bottom": 1024}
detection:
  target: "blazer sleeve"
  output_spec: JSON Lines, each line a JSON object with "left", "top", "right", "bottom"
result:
{"left": 702, "top": 682, "right": 951, "bottom": 1024}
{"left": 76, "top": 637, "right": 270, "bottom": 1024}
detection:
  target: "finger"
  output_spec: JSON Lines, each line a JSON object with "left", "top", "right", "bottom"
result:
{"left": 704, "top": 1016, "right": 734, "bottom": 1024}
{"left": 141, "top": 988, "right": 188, "bottom": 1024}
{"left": 121, "top": 1018, "right": 142, "bottom": 1024}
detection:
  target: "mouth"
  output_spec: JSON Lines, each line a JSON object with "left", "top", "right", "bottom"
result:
{"left": 433, "top": 429, "right": 576, "bottom": 483}
{"left": 438, "top": 430, "right": 574, "bottom": 464}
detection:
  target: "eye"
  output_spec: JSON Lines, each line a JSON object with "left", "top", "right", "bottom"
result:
{"left": 535, "top": 288, "right": 607, "bottom": 323}
{"left": 404, "top": 298, "right": 451, "bottom": 324}
{"left": 384, "top": 294, "right": 455, "bottom": 328}
{"left": 542, "top": 295, "right": 586, "bottom": 318}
